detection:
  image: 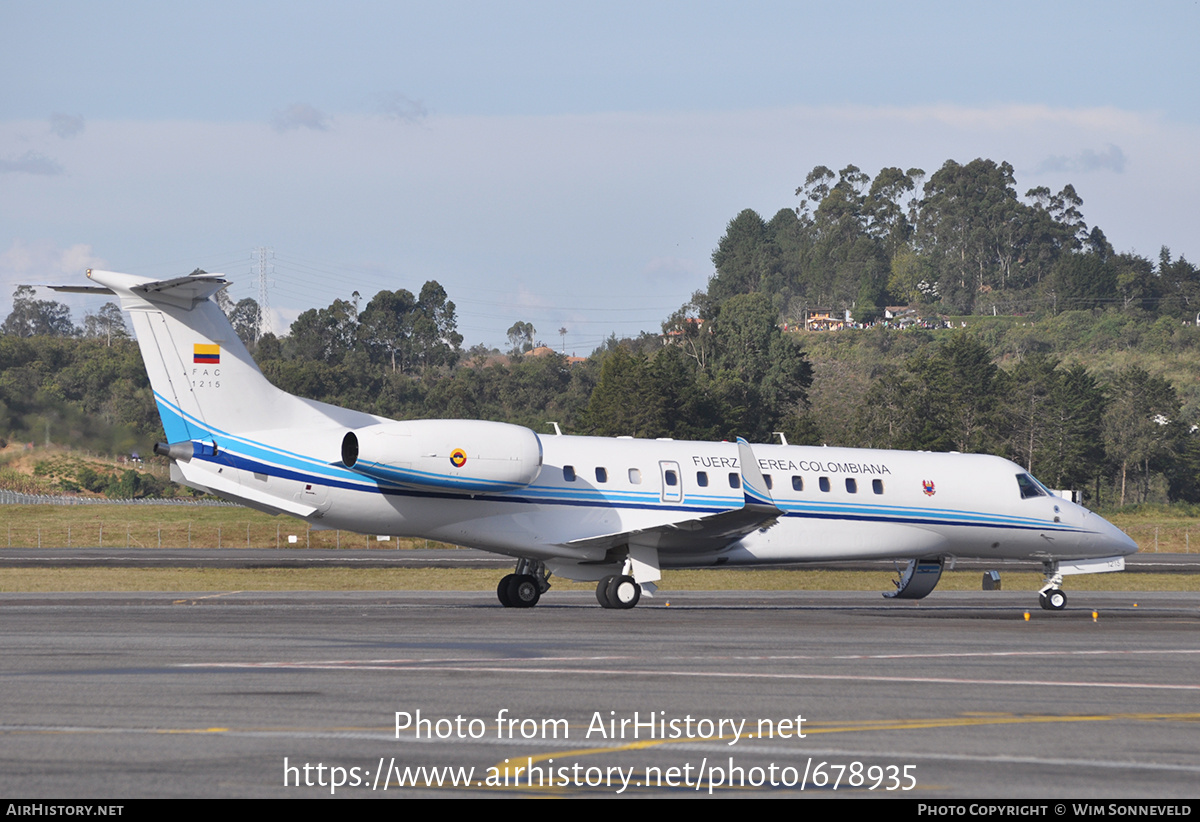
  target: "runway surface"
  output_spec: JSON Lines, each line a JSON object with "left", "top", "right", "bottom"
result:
{"left": 2, "top": 589, "right": 1198, "bottom": 798}
{"left": 0, "top": 546, "right": 1195, "bottom": 571}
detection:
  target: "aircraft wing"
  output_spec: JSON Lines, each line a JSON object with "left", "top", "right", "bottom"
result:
{"left": 563, "top": 502, "right": 780, "bottom": 554}
{"left": 563, "top": 438, "right": 781, "bottom": 555}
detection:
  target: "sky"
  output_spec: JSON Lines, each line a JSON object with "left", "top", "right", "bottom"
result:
{"left": 2, "top": 0, "right": 1199, "bottom": 352}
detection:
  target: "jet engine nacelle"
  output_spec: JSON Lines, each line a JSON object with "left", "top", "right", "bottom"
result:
{"left": 341, "top": 419, "right": 543, "bottom": 494}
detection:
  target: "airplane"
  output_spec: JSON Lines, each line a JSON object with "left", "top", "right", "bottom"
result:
{"left": 54, "top": 269, "right": 1139, "bottom": 611}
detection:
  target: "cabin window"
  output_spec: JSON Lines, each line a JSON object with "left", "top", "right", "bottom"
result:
{"left": 664, "top": 470, "right": 678, "bottom": 487}
{"left": 872, "top": 479, "right": 884, "bottom": 494}
{"left": 764, "top": 475, "right": 773, "bottom": 490}
{"left": 1016, "top": 473, "right": 1046, "bottom": 499}
{"left": 628, "top": 468, "right": 642, "bottom": 484}
{"left": 845, "top": 478, "right": 857, "bottom": 493}
{"left": 819, "top": 476, "right": 831, "bottom": 492}
{"left": 696, "top": 471, "right": 708, "bottom": 487}
{"left": 595, "top": 467, "right": 608, "bottom": 483}
{"left": 563, "top": 465, "right": 576, "bottom": 482}
{"left": 728, "top": 473, "right": 740, "bottom": 489}
{"left": 791, "top": 475, "right": 803, "bottom": 492}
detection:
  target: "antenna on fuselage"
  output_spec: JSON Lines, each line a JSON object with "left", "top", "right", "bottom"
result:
{"left": 773, "top": 432, "right": 788, "bottom": 446}
{"left": 546, "top": 422, "right": 562, "bottom": 436}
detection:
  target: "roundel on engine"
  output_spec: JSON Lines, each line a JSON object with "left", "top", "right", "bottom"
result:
{"left": 450, "top": 448, "right": 467, "bottom": 468}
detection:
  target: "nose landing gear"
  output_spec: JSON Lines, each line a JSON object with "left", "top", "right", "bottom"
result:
{"left": 1038, "top": 587, "right": 1067, "bottom": 611}
{"left": 1038, "top": 563, "right": 1067, "bottom": 611}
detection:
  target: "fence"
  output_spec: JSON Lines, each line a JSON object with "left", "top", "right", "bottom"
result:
{"left": 1118, "top": 524, "right": 1197, "bottom": 554}
{"left": 0, "top": 490, "right": 236, "bottom": 506}
{"left": 0, "top": 518, "right": 421, "bottom": 550}
{"left": 0, "top": 493, "right": 427, "bottom": 550}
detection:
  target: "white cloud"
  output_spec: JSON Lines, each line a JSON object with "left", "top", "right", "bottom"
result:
{"left": 0, "top": 239, "right": 107, "bottom": 318}
{"left": 379, "top": 92, "right": 428, "bottom": 124}
{"left": 1037, "top": 144, "right": 1127, "bottom": 175}
{"left": 642, "top": 255, "right": 701, "bottom": 285}
{"left": 2, "top": 102, "right": 1197, "bottom": 346}
{"left": 49, "top": 113, "right": 85, "bottom": 139}
{"left": 0, "top": 151, "right": 62, "bottom": 175}
{"left": 271, "top": 103, "right": 330, "bottom": 132}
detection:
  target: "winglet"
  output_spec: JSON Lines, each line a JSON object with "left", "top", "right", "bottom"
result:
{"left": 736, "top": 437, "right": 775, "bottom": 508}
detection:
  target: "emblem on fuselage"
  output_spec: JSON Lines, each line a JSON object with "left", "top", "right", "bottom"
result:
{"left": 450, "top": 448, "right": 467, "bottom": 468}
{"left": 922, "top": 480, "right": 936, "bottom": 496}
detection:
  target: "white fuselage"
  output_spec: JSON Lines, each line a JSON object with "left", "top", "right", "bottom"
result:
{"left": 205, "top": 426, "right": 1137, "bottom": 580}
{"left": 75, "top": 267, "right": 1137, "bottom": 590}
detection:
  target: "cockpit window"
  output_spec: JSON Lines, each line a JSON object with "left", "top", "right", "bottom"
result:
{"left": 1016, "top": 473, "right": 1046, "bottom": 499}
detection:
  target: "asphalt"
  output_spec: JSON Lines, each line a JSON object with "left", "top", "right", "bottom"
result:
{"left": 1, "top": 588, "right": 1198, "bottom": 798}
{"left": 0, "top": 546, "right": 1194, "bottom": 571}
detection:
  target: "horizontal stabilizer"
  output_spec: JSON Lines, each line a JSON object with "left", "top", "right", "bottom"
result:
{"left": 50, "top": 270, "right": 228, "bottom": 311}
{"left": 46, "top": 285, "right": 115, "bottom": 295}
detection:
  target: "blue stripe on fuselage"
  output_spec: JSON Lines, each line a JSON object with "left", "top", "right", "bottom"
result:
{"left": 156, "top": 394, "right": 1096, "bottom": 537}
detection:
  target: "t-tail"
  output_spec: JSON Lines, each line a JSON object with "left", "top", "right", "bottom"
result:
{"left": 59, "top": 270, "right": 383, "bottom": 515}
{"left": 57, "top": 269, "right": 542, "bottom": 516}
{"left": 77, "top": 269, "right": 380, "bottom": 440}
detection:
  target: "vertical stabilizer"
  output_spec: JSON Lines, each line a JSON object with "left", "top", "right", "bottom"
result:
{"left": 81, "top": 269, "right": 371, "bottom": 444}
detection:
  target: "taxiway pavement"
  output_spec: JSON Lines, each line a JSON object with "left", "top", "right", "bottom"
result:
{"left": 1, "top": 589, "right": 1198, "bottom": 798}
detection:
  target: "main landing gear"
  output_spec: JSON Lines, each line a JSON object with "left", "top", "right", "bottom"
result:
{"left": 1038, "top": 563, "right": 1067, "bottom": 611}
{"left": 497, "top": 558, "right": 550, "bottom": 608}
{"left": 595, "top": 574, "right": 640, "bottom": 609}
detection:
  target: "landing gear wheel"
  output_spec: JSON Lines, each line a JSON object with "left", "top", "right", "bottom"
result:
{"left": 497, "top": 574, "right": 516, "bottom": 607}
{"left": 508, "top": 574, "right": 541, "bottom": 608}
{"left": 607, "top": 575, "right": 641, "bottom": 610}
{"left": 596, "top": 575, "right": 616, "bottom": 608}
{"left": 1040, "top": 588, "right": 1067, "bottom": 611}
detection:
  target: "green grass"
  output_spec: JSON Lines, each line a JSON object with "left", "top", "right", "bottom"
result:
{"left": 1, "top": 503, "right": 1197, "bottom": 593}
{"left": 0, "top": 504, "right": 455, "bottom": 550}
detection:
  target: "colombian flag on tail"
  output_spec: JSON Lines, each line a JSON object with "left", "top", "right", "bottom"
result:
{"left": 193, "top": 344, "right": 220, "bottom": 364}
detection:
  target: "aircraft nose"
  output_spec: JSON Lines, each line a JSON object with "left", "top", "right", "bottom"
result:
{"left": 1088, "top": 512, "right": 1139, "bottom": 556}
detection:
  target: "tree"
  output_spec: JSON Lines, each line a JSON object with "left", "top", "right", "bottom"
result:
{"left": 2, "top": 286, "right": 78, "bottom": 337}
{"left": 411, "top": 281, "right": 462, "bottom": 370}
{"left": 916, "top": 159, "right": 1025, "bottom": 309}
{"left": 1103, "top": 367, "right": 1182, "bottom": 505}
{"left": 286, "top": 298, "right": 358, "bottom": 364}
{"left": 707, "top": 292, "right": 812, "bottom": 441}
{"left": 357, "top": 288, "right": 416, "bottom": 372}
{"left": 1042, "top": 365, "right": 1107, "bottom": 494}
{"left": 863, "top": 166, "right": 922, "bottom": 259}
{"left": 346, "top": 281, "right": 462, "bottom": 375}
{"left": 709, "top": 209, "right": 772, "bottom": 304}
{"left": 82, "top": 302, "right": 129, "bottom": 346}
{"left": 1045, "top": 252, "right": 1115, "bottom": 313}
{"left": 227, "top": 298, "right": 262, "bottom": 347}
{"left": 1155, "top": 247, "right": 1200, "bottom": 323}
{"left": 1006, "top": 354, "right": 1059, "bottom": 473}
{"left": 1114, "top": 253, "right": 1157, "bottom": 311}
{"left": 908, "top": 332, "right": 1005, "bottom": 453}
{"left": 506, "top": 321, "right": 535, "bottom": 358}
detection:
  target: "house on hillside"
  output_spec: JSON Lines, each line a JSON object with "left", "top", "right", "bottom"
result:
{"left": 804, "top": 308, "right": 853, "bottom": 331}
